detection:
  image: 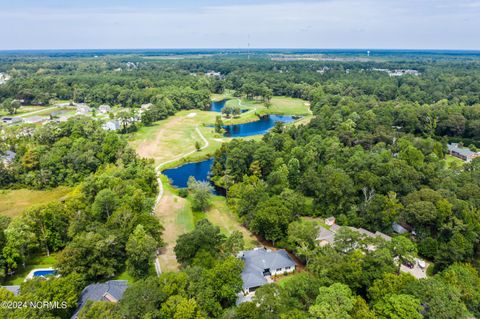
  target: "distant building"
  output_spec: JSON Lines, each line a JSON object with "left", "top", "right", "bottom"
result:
{"left": 392, "top": 222, "right": 409, "bottom": 234}
{"left": 102, "top": 120, "right": 121, "bottom": 131}
{"left": 316, "top": 217, "right": 392, "bottom": 250}
{"left": 1, "top": 150, "right": 16, "bottom": 166}
{"left": 1, "top": 285, "right": 20, "bottom": 296}
{"left": 238, "top": 248, "right": 296, "bottom": 294}
{"left": 325, "top": 216, "right": 336, "bottom": 226}
{"left": 372, "top": 68, "right": 421, "bottom": 77}
{"left": 205, "top": 71, "right": 222, "bottom": 78}
{"left": 23, "top": 115, "right": 49, "bottom": 124}
{"left": 316, "top": 226, "right": 335, "bottom": 247}
{"left": 140, "top": 103, "right": 153, "bottom": 111}
{"left": 447, "top": 143, "right": 480, "bottom": 162}
{"left": 71, "top": 280, "right": 128, "bottom": 319}
{"left": 98, "top": 105, "right": 111, "bottom": 114}
{"left": 76, "top": 104, "right": 91, "bottom": 115}
{"left": 1, "top": 117, "right": 23, "bottom": 125}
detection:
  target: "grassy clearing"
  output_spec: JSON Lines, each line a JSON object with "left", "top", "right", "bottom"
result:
{"left": 0, "top": 106, "right": 45, "bottom": 117}
{"left": 5, "top": 253, "right": 58, "bottom": 285}
{"left": 0, "top": 187, "right": 72, "bottom": 218}
{"left": 129, "top": 110, "right": 226, "bottom": 167}
{"left": 206, "top": 197, "right": 259, "bottom": 249}
{"left": 222, "top": 96, "right": 310, "bottom": 125}
{"left": 445, "top": 154, "right": 465, "bottom": 168}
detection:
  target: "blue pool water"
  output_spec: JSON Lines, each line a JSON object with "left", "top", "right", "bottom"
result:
{"left": 33, "top": 270, "right": 56, "bottom": 277}
{"left": 162, "top": 158, "right": 225, "bottom": 195}
{"left": 223, "top": 115, "right": 296, "bottom": 137}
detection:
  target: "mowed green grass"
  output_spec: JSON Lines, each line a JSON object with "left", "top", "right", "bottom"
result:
{"left": 5, "top": 253, "right": 59, "bottom": 285}
{"left": 0, "top": 187, "right": 72, "bottom": 218}
{"left": 445, "top": 154, "right": 465, "bottom": 168}
{"left": 0, "top": 105, "right": 45, "bottom": 117}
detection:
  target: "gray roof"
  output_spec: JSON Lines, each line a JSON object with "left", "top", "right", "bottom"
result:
{"left": 72, "top": 280, "right": 128, "bottom": 319}
{"left": 349, "top": 227, "right": 375, "bottom": 238}
{"left": 2, "top": 285, "right": 20, "bottom": 296}
{"left": 448, "top": 143, "right": 478, "bottom": 158}
{"left": 330, "top": 224, "right": 341, "bottom": 232}
{"left": 1, "top": 150, "right": 16, "bottom": 164}
{"left": 375, "top": 231, "right": 392, "bottom": 241}
{"left": 316, "top": 226, "right": 336, "bottom": 244}
{"left": 240, "top": 249, "right": 295, "bottom": 290}
{"left": 392, "top": 222, "right": 409, "bottom": 234}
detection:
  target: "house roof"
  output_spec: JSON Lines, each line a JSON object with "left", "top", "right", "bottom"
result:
{"left": 316, "top": 226, "right": 335, "bottom": 244}
{"left": 239, "top": 249, "right": 295, "bottom": 290}
{"left": 330, "top": 224, "right": 341, "bottom": 232}
{"left": 1, "top": 150, "right": 16, "bottom": 164}
{"left": 71, "top": 280, "right": 128, "bottom": 319}
{"left": 448, "top": 143, "right": 478, "bottom": 158}
{"left": 2, "top": 285, "right": 20, "bottom": 296}
{"left": 392, "top": 222, "right": 409, "bottom": 234}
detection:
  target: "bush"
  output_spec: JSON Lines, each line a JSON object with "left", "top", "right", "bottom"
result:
{"left": 178, "top": 188, "right": 189, "bottom": 198}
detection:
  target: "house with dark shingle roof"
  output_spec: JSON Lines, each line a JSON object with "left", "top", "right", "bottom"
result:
{"left": 71, "top": 280, "right": 128, "bottom": 319}
{"left": 238, "top": 248, "right": 296, "bottom": 294}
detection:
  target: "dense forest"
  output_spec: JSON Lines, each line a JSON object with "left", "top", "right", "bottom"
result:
{"left": 1, "top": 52, "right": 480, "bottom": 318}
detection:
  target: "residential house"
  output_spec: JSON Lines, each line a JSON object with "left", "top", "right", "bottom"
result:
{"left": 1, "top": 285, "right": 20, "bottom": 296}
{"left": 1, "top": 117, "right": 23, "bottom": 125}
{"left": 316, "top": 226, "right": 336, "bottom": 247}
{"left": 76, "top": 104, "right": 91, "bottom": 115}
{"left": 316, "top": 217, "right": 392, "bottom": 250}
{"left": 71, "top": 280, "right": 128, "bottom": 319}
{"left": 102, "top": 120, "right": 121, "bottom": 131}
{"left": 238, "top": 248, "right": 296, "bottom": 294}
{"left": 447, "top": 143, "right": 480, "bottom": 162}
{"left": 205, "top": 71, "right": 222, "bottom": 78}
{"left": 23, "top": 115, "right": 49, "bottom": 124}
{"left": 325, "top": 216, "right": 336, "bottom": 226}
{"left": 1, "top": 150, "right": 16, "bottom": 166}
{"left": 98, "top": 105, "right": 111, "bottom": 114}
{"left": 392, "top": 222, "right": 409, "bottom": 234}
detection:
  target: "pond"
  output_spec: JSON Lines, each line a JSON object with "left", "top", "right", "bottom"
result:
{"left": 210, "top": 100, "right": 247, "bottom": 113}
{"left": 210, "top": 100, "right": 226, "bottom": 112}
{"left": 162, "top": 158, "right": 225, "bottom": 195}
{"left": 223, "top": 115, "right": 296, "bottom": 137}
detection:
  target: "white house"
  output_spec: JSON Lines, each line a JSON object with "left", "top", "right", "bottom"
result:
{"left": 102, "top": 120, "right": 121, "bottom": 131}
{"left": 1, "top": 150, "right": 16, "bottom": 166}
{"left": 76, "top": 104, "right": 91, "bottom": 115}
{"left": 98, "top": 105, "right": 111, "bottom": 114}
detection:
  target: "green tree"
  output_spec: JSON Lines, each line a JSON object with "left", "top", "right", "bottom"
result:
{"left": 77, "top": 301, "right": 121, "bottom": 319}
{"left": 126, "top": 225, "right": 158, "bottom": 279}
{"left": 373, "top": 294, "right": 423, "bottom": 319}
{"left": 187, "top": 177, "right": 213, "bottom": 211}
{"left": 309, "top": 283, "right": 356, "bottom": 319}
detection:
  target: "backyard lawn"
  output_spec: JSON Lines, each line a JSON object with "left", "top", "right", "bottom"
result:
{"left": 4, "top": 253, "right": 58, "bottom": 285}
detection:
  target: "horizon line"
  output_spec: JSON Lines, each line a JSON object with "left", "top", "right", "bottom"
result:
{"left": 1, "top": 47, "right": 480, "bottom": 53}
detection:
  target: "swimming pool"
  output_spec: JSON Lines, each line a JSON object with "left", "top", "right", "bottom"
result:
{"left": 33, "top": 269, "right": 57, "bottom": 277}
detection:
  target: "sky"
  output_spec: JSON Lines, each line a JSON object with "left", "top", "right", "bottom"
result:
{"left": 0, "top": 0, "right": 479, "bottom": 50}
